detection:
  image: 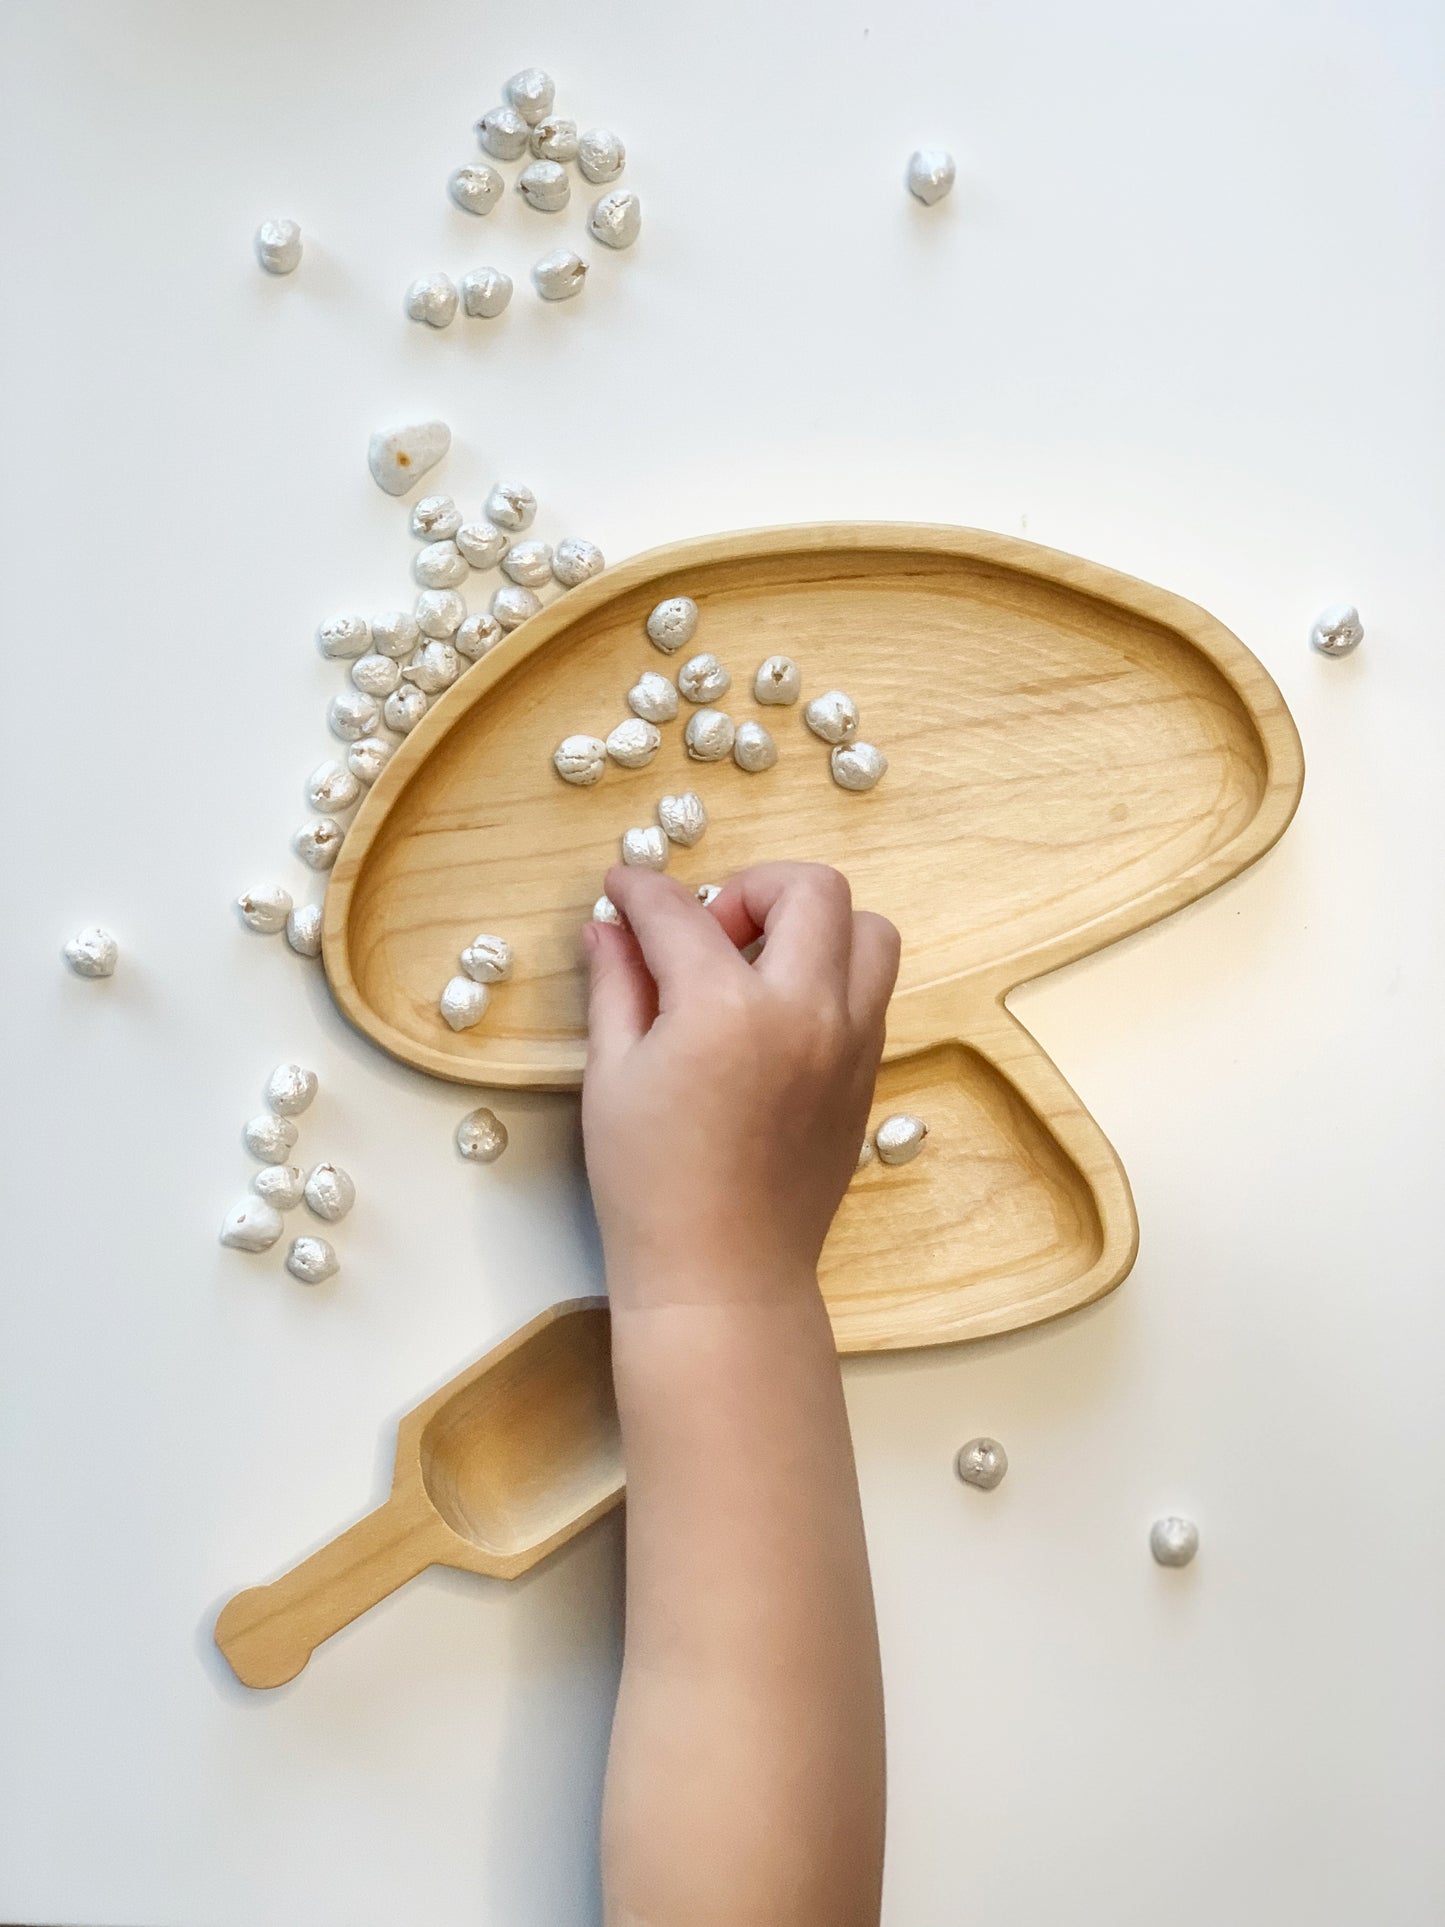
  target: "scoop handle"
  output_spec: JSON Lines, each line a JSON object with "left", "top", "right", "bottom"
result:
{"left": 215, "top": 1493, "right": 439, "bottom": 1688}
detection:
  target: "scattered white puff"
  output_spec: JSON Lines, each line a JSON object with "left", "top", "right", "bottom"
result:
{"left": 285, "top": 903, "right": 324, "bottom": 959}
{"left": 518, "top": 159, "right": 570, "bottom": 212}
{"left": 415, "top": 589, "right": 466, "bottom": 637}
{"left": 804, "top": 690, "right": 860, "bottom": 744}
{"left": 255, "top": 218, "right": 302, "bottom": 274}
{"left": 646, "top": 597, "right": 698, "bottom": 652}
{"left": 456, "top": 611, "right": 504, "bottom": 660}
{"left": 286, "top": 1235, "right": 339, "bottom": 1284}
{"left": 384, "top": 684, "right": 429, "bottom": 735}
{"left": 457, "top": 520, "right": 509, "bottom": 568}
{"left": 658, "top": 791, "right": 707, "bottom": 846}
{"left": 243, "top": 1113, "right": 298, "bottom": 1162}
{"left": 403, "top": 641, "right": 461, "bottom": 694}
{"left": 554, "top": 734, "right": 607, "bottom": 785}
{"left": 460, "top": 934, "right": 513, "bottom": 983}
{"left": 62, "top": 927, "right": 118, "bottom": 978}
{"left": 695, "top": 882, "right": 722, "bottom": 906}
{"left": 502, "top": 540, "right": 553, "bottom": 587}
{"left": 406, "top": 273, "right": 459, "bottom": 328}
{"left": 303, "top": 1161, "right": 355, "bottom": 1223}
{"left": 754, "top": 654, "right": 801, "bottom": 705}
{"left": 316, "top": 612, "right": 371, "bottom": 660}
{"left": 622, "top": 825, "right": 669, "bottom": 869}
{"left": 678, "top": 651, "right": 731, "bottom": 704}
{"left": 1150, "top": 1517, "right": 1200, "bottom": 1568}
{"left": 492, "top": 583, "right": 541, "bottom": 630}
{"left": 906, "top": 148, "right": 956, "bottom": 205}
{"left": 831, "top": 741, "right": 887, "bottom": 791}
{"left": 532, "top": 249, "right": 588, "bottom": 300}
{"left": 350, "top": 652, "right": 402, "bottom": 698}
{"left": 293, "top": 818, "right": 344, "bottom": 870}
{"left": 328, "top": 689, "right": 381, "bottom": 742}
{"left": 606, "top": 717, "right": 662, "bottom": 768}
{"left": 414, "top": 540, "right": 468, "bottom": 590}
{"left": 347, "top": 736, "right": 393, "bottom": 784}
{"left": 457, "top": 1106, "right": 509, "bottom": 1161}
{"left": 306, "top": 760, "right": 362, "bottom": 813}
{"left": 1310, "top": 603, "right": 1364, "bottom": 658}
{"left": 504, "top": 67, "right": 555, "bottom": 125}
{"left": 628, "top": 670, "right": 678, "bottom": 722}
{"left": 733, "top": 720, "right": 778, "bottom": 772}
{"left": 368, "top": 421, "right": 450, "bottom": 497}
{"left": 220, "top": 1196, "right": 284, "bottom": 1252}
{"left": 589, "top": 190, "right": 641, "bottom": 250}
{"left": 369, "top": 610, "right": 422, "bottom": 659}
{"left": 265, "top": 1063, "right": 318, "bottom": 1117}
{"left": 684, "top": 708, "right": 735, "bottom": 761}
{"left": 461, "top": 267, "right": 513, "bottom": 319}
{"left": 411, "top": 495, "right": 462, "bottom": 539}
{"left": 530, "top": 116, "right": 578, "bottom": 162}
{"left": 252, "top": 1163, "right": 305, "bottom": 1211}
{"left": 874, "top": 1113, "right": 927, "bottom": 1165}
{"left": 592, "top": 894, "right": 623, "bottom": 925}
{"left": 553, "top": 537, "right": 605, "bottom": 587}
{"left": 577, "top": 127, "right": 625, "bottom": 183}
{"left": 236, "top": 886, "right": 292, "bottom": 935}
{"left": 856, "top": 1136, "right": 875, "bottom": 1170}
{"left": 448, "top": 165, "right": 503, "bottom": 216}
{"left": 484, "top": 482, "right": 537, "bottom": 531}
{"left": 476, "top": 104, "right": 530, "bottom": 160}
{"left": 440, "top": 975, "right": 490, "bottom": 1030}
{"left": 955, "top": 1438, "right": 1008, "bottom": 1491}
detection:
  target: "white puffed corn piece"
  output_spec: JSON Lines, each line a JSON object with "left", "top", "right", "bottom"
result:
{"left": 369, "top": 610, "right": 421, "bottom": 659}
{"left": 1150, "top": 1517, "right": 1200, "bottom": 1568}
{"left": 448, "top": 164, "right": 503, "bottom": 216}
{"left": 658, "top": 791, "right": 707, "bottom": 846}
{"left": 678, "top": 653, "right": 731, "bottom": 704}
{"left": 622, "top": 825, "right": 669, "bottom": 869}
{"left": 856, "top": 1136, "right": 875, "bottom": 1170}
{"left": 553, "top": 537, "right": 605, "bottom": 587}
{"left": 685, "top": 708, "right": 735, "bottom": 761}
{"left": 252, "top": 1163, "right": 305, "bottom": 1210}
{"left": 589, "top": 189, "right": 641, "bottom": 250}
{"left": 628, "top": 670, "right": 678, "bottom": 723}
{"left": 219, "top": 1197, "right": 284, "bottom": 1252}
{"left": 286, "top": 1236, "right": 339, "bottom": 1285}
{"left": 456, "top": 611, "right": 504, "bottom": 660}
{"left": 414, "top": 540, "right": 468, "bottom": 590}
{"left": 518, "top": 159, "right": 570, "bottom": 212}
{"left": 368, "top": 420, "right": 450, "bottom": 497}
{"left": 906, "top": 148, "right": 956, "bottom": 205}
{"left": 577, "top": 127, "right": 625, "bottom": 183}
{"left": 347, "top": 736, "right": 393, "bottom": 784}
{"left": 266, "top": 1062, "right": 318, "bottom": 1116}
{"left": 476, "top": 105, "right": 530, "bottom": 160}
{"left": 646, "top": 596, "right": 698, "bottom": 652}
{"left": 461, "top": 933, "right": 513, "bottom": 982}
{"left": 734, "top": 720, "right": 778, "bottom": 772}
{"left": 695, "top": 882, "right": 722, "bottom": 906}
{"left": 874, "top": 1113, "right": 928, "bottom": 1165}
{"left": 236, "top": 885, "right": 292, "bottom": 934}
{"left": 415, "top": 589, "right": 466, "bottom": 637}
{"left": 317, "top": 612, "right": 371, "bottom": 660}
{"left": 457, "top": 1106, "right": 509, "bottom": 1161}
{"left": 440, "top": 975, "right": 490, "bottom": 1030}
{"left": 62, "top": 926, "right": 118, "bottom": 978}
{"left": 411, "top": 495, "right": 462, "bottom": 539}
{"left": 243, "top": 1113, "right": 298, "bottom": 1162}
{"left": 405, "top": 273, "right": 458, "bottom": 328}
{"left": 530, "top": 116, "right": 579, "bottom": 162}
{"left": 804, "top": 689, "right": 860, "bottom": 744}
{"left": 285, "top": 903, "right": 323, "bottom": 958}
{"left": 293, "top": 818, "right": 344, "bottom": 870}
{"left": 502, "top": 540, "right": 554, "bottom": 587}
{"left": 383, "top": 685, "right": 429, "bottom": 735}
{"left": 350, "top": 653, "right": 402, "bottom": 698}
{"left": 492, "top": 583, "right": 541, "bottom": 630}
{"left": 831, "top": 741, "right": 888, "bottom": 791}
{"left": 505, "top": 66, "right": 555, "bottom": 124}
{"left": 456, "top": 520, "right": 509, "bottom": 568}
{"left": 484, "top": 482, "right": 537, "bottom": 532}
{"left": 956, "top": 1438, "right": 1008, "bottom": 1491}
{"left": 606, "top": 717, "right": 662, "bottom": 768}
{"left": 255, "top": 218, "right": 302, "bottom": 274}
{"left": 328, "top": 690, "right": 381, "bottom": 742}
{"left": 304, "top": 1161, "right": 355, "bottom": 1223}
{"left": 403, "top": 641, "right": 461, "bottom": 694}
{"left": 1310, "top": 603, "right": 1364, "bottom": 658}
{"left": 754, "top": 654, "right": 801, "bottom": 704}
{"left": 306, "top": 760, "right": 362, "bottom": 814}
{"left": 461, "top": 267, "right": 513, "bottom": 319}
{"left": 554, "top": 734, "right": 607, "bottom": 785}
{"left": 532, "top": 249, "right": 588, "bottom": 301}
{"left": 592, "top": 893, "right": 624, "bottom": 925}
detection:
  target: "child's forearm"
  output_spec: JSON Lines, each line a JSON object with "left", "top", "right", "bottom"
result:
{"left": 601, "top": 1272, "right": 886, "bottom": 1927}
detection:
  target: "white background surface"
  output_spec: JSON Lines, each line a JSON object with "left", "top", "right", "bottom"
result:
{"left": 1, "top": 1, "right": 1442, "bottom": 1922}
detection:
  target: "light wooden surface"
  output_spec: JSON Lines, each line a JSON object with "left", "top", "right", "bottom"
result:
{"left": 214, "top": 1299, "right": 620, "bottom": 1689}
{"left": 325, "top": 524, "right": 1304, "bottom": 1351}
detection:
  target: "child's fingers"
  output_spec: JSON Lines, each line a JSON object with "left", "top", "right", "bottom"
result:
{"left": 604, "top": 865, "right": 739, "bottom": 1005}
{"left": 846, "top": 910, "right": 902, "bottom": 1031}
{"left": 708, "top": 863, "right": 855, "bottom": 992}
{"left": 583, "top": 918, "right": 657, "bottom": 1058}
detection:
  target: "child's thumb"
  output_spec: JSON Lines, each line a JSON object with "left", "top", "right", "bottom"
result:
{"left": 583, "top": 918, "right": 655, "bottom": 1059}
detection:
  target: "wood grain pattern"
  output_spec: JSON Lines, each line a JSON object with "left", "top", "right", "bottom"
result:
{"left": 214, "top": 1300, "right": 619, "bottom": 1688}
{"left": 323, "top": 525, "right": 1302, "bottom": 1353}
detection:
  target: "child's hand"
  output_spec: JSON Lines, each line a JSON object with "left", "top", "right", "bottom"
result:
{"left": 581, "top": 861, "right": 901, "bottom": 1309}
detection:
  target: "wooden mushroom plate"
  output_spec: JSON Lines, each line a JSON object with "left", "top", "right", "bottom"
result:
{"left": 325, "top": 524, "right": 1303, "bottom": 1352}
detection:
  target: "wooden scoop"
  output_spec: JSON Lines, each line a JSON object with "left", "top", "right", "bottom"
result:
{"left": 215, "top": 1298, "right": 620, "bottom": 1688}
